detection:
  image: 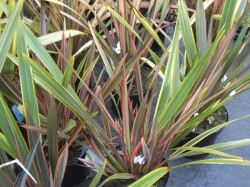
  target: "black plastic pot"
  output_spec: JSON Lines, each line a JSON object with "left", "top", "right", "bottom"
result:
{"left": 151, "top": 30, "right": 165, "bottom": 53}
{"left": 154, "top": 171, "right": 169, "bottom": 187}
{"left": 179, "top": 129, "right": 224, "bottom": 159}
{"left": 78, "top": 168, "right": 169, "bottom": 187}
{"left": 62, "top": 164, "right": 95, "bottom": 187}
{"left": 234, "top": 25, "right": 250, "bottom": 41}
{"left": 111, "top": 92, "right": 146, "bottom": 115}
{"left": 101, "top": 173, "right": 169, "bottom": 187}
{"left": 100, "top": 155, "right": 169, "bottom": 186}
{"left": 61, "top": 147, "right": 90, "bottom": 187}
{"left": 177, "top": 106, "right": 229, "bottom": 159}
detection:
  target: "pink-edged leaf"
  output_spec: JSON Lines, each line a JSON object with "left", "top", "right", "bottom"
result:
{"left": 15, "top": 136, "right": 40, "bottom": 187}
{"left": 129, "top": 141, "right": 142, "bottom": 166}
{"left": 141, "top": 137, "right": 151, "bottom": 163}
{"left": 121, "top": 67, "right": 131, "bottom": 156}
{"left": 179, "top": 82, "right": 205, "bottom": 118}
{"left": 53, "top": 144, "right": 69, "bottom": 187}
{"left": 47, "top": 96, "right": 58, "bottom": 177}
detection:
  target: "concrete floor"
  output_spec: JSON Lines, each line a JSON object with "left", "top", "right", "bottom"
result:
{"left": 167, "top": 90, "right": 250, "bottom": 187}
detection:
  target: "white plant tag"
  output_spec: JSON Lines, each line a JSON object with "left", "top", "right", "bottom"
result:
{"left": 113, "top": 41, "right": 121, "bottom": 54}
{"left": 133, "top": 155, "right": 145, "bottom": 165}
{"left": 0, "top": 159, "right": 37, "bottom": 184}
{"left": 229, "top": 90, "right": 236, "bottom": 97}
{"left": 85, "top": 150, "right": 103, "bottom": 166}
{"left": 194, "top": 113, "right": 199, "bottom": 117}
{"left": 223, "top": 82, "right": 230, "bottom": 88}
{"left": 222, "top": 75, "right": 227, "bottom": 82}
{"left": 118, "top": 150, "right": 124, "bottom": 155}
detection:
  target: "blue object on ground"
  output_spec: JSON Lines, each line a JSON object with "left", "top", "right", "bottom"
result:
{"left": 79, "top": 147, "right": 88, "bottom": 158}
{"left": 12, "top": 105, "right": 25, "bottom": 123}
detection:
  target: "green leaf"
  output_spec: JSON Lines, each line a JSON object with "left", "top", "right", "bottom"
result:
{"left": 155, "top": 20, "right": 180, "bottom": 116}
{"left": 140, "top": 57, "right": 165, "bottom": 79}
{"left": 128, "top": 167, "right": 169, "bottom": 187}
{"left": 17, "top": 20, "right": 40, "bottom": 127}
{"left": 105, "top": 5, "right": 142, "bottom": 42}
{"left": 0, "top": 79, "right": 22, "bottom": 103}
{"left": 233, "top": 17, "right": 250, "bottom": 50}
{"left": 23, "top": 54, "right": 125, "bottom": 173}
{"left": 54, "top": 145, "right": 68, "bottom": 187}
{"left": 44, "top": 0, "right": 87, "bottom": 26}
{"left": 141, "top": 137, "right": 151, "bottom": 164}
{"left": 0, "top": 133, "right": 12, "bottom": 157}
{"left": 17, "top": 21, "right": 50, "bottom": 187}
{"left": 101, "top": 37, "right": 152, "bottom": 98}
{"left": 217, "top": 0, "right": 238, "bottom": 34}
{"left": 47, "top": 96, "right": 58, "bottom": 177}
{"left": 100, "top": 173, "right": 135, "bottom": 187}
{"left": 21, "top": 22, "right": 85, "bottom": 106}
{"left": 171, "top": 158, "right": 250, "bottom": 170}
{"left": 178, "top": 139, "right": 250, "bottom": 158}
{"left": 0, "top": 0, "right": 24, "bottom": 73}
{"left": 0, "top": 94, "right": 28, "bottom": 158}
{"left": 170, "top": 114, "right": 250, "bottom": 158}
{"left": 196, "top": 0, "right": 207, "bottom": 58}
{"left": 0, "top": 149, "right": 16, "bottom": 180}
{"left": 22, "top": 54, "right": 96, "bottom": 128}
{"left": 235, "top": 0, "right": 248, "bottom": 18}
{"left": 121, "top": 68, "right": 131, "bottom": 155}
{"left": 128, "top": 1, "right": 166, "bottom": 51}
{"left": 178, "top": 0, "right": 197, "bottom": 66}
{"left": 0, "top": 169, "right": 14, "bottom": 187}
{"left": 88, "top": 22, "right": 114, "bottom": 78}
{"left": 62, "top": 119, "right": 76, "bottom": 134}
{"left": 90, "top": 159, "right": 107, "bottom": 187}
{"left": 62, "top": 56, "right": 75, "bottom": 88}
{"left": 16, "top": 136, "right": 40, "bottom": 187}
{"left": 22, "top": 22, "right": 62, "bottom": 80}
{"left": 0, "top": 1, "right": 9, "bottom": 17}
{"left": 174, "top": 147, "right": 241, "bottom": 159}
{"left": 38, "top": 30, "right": 84, "bottom": 46}
{"left": 156, "top": 28, "right": 225, "bottom": 131}
{"left": 76, "top": 56, "right": 98, "bottom": 93}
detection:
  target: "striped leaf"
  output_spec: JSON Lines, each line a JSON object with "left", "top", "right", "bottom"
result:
{"left": 0, "top": 0, "right": 24, "bottom": 73}
{"left": 129, "top": 167, "right": 169, "bottom": 187}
